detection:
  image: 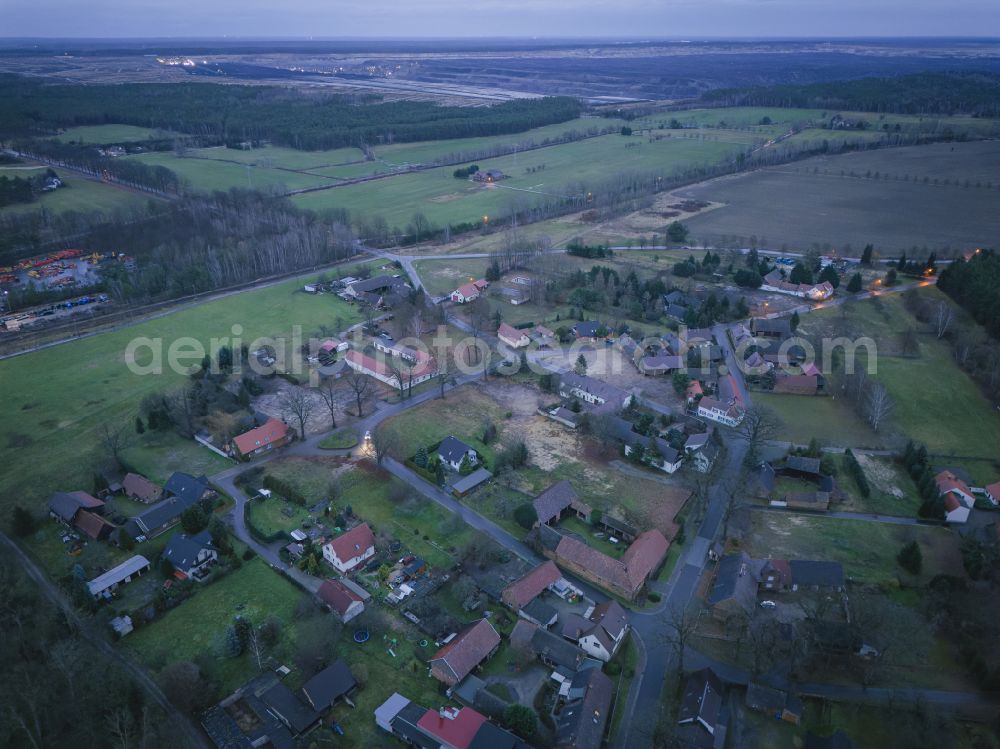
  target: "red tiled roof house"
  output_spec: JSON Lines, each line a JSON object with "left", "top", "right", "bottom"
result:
{"left": 323, "top": 523, "right": 376, "bottom": 573}
{"left": 428, "top": 619, "right": 501, "bottom": 686}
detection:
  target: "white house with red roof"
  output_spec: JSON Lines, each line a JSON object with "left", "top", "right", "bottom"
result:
{"left": 319, "top": 338, "right": 348, "bottom": 354}
{"left": 497, "top": 322, "right": 530, "bottom": 349}
{"left": 451, "top": 279, "right": 488, "bottom": 304}
{"left": 984, "top": 480, "right": 1000, "bottom": 506}
{"left": 344, "top": 349, "right": 437, "bottom": 391}
{"left": 936, "top": 470, "right": 975, "bottom": 523}
{"left": 229, "top": 418, "right": 292, "bottom": 459}
{"left": 322, "top": 523, "right": 376, "bottom": 573}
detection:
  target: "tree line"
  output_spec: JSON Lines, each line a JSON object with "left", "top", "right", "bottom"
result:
{"left": 0, "top": 75, "right": 582, "bottom": 151}
{"left": 701, "top": 71, "right": 1000, "bottom": 117}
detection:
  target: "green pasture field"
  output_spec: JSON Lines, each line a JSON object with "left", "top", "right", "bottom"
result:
{"left": 799, "top": 289, "right": 1000, "bottom": 458}
{"left": 0, "top": 174, "right": 156, "bottom": 217}
{"left": 127, "top": 149, "right": 337, "bottom": 193}
{"left": 752, "top": 393, "right": 886, "bottom": 449}
{"left": 0, "top": 261, "right": 372, "bottom": 541}
{"left": 53, "top": 124, "right": 178, "bottom": 144}
{"left": 741, "top": 512, "right": 964, "bottom": 586}
{"left": 680, "top": 140, "right": 1000, "bottom": 253}
{"left": 293, "top": 133, "right": 747, "bottom": 227}
{"left": 124, "top": 558, "right": 303, "bottom": 698}
{"left": 371, "top": 116, "right": 628, "bottom": 167}
{"left": 319, "top": 427, "right": 359, "bottom": 449}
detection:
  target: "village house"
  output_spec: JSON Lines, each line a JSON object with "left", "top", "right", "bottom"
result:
{"left": 532, "top": 481, "right": 592, "bottom": 528}
{"left": 428, "top": 619, "right": 502, "bottom": 686}
{"left": 438, "top": 435, "right": 479, "bottom": 472}
{"left": 126, "top": 473, "right": 214, "bottom": 540}
{"left": 122, "top": 473, "right": 163, "bottom": 504}
{"left": 709, "top": 552, "right": 845, "bottom": 618}
{"left": 761, "top": 270, "right": 835, "bottom": 301}
{"left": 501, "top": 560, "right": 566, "bottom": 610}
{"left": 773, "top": 373, "right": 820, "bottom": 395}
{"left": 162, "top": 530, "right": 218, "bottom": 580}
{"left": 511, "top": 620, "right": 595, "bottom": 675}
{"left": 344, "top": 349, "right": 437, "bottom": 390}
{"left": 322, "top": 522, "right": 376, "bottom": 573}
{"left": 47, "top": 490, "right": 116, "bottom": 540}
{"left": 539, "top": 524, "right": 669, "bottom": 601}
{"left": 936, "top": 470, "right": 976, "bottom": 523}
{"left": 342, "top": 275, "right": 411, "bottom": 307}
{"left": 230, "top": 417, "right": 292, "bottom": 458}
{"left": 605, "top": 416, "right": 684, "bottom": 474}
{"left": 571, "top": 320, "right": 607, "bottom": 342}
{"left": 678, "top": 668, "right": 727, "bottom": 749}
{"left": 985, "top": 480, "right": 1000, "bottom": 506}
{"left": 751, "top": 317, "right": 793, "bottom": 340}
{"left": 374, "top": 694, "right": 530, "bottom": 749}
{"left": 473, "top": 168, "right": 506, "bottom": 183}
{"left": 560, "top": 600, "right": 629, "bottom": 662}
{"left": 318, "top": 338, "right": 349, "bottom": 356}
{"left": 555, "top": 667, "right": 614, "bottom": 749}
{"left": 451, "top": 278, "right": 489, "bottom": 303}
{"left": 164, "top": 472, "right": 215, "bottom": 505}
{"left": 532, "top": 324, "right": 556, "bottom": 347}
{"left": 697, "top": 375, "right": 745, "bottom": 427}
{"left": 497, "top": 322, "right": 530, "bottom": 349}
{"left": 88, "top": 555, "right": 151, "bottom": 598}
{"left": 691, "top": 442, "right": 722, "bottom": 473}
{"left": 558, "top": 372, "right": 633, "bottom": 411}
{"left": 745, "top": 682, "right": 803, "bottom": 725}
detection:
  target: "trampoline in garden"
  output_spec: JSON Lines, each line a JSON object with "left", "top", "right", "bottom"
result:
{"left": 353, "top": 629, "right": 370, "bottom": 644}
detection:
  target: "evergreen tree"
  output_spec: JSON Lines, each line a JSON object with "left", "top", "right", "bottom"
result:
{"left": 790, "top": 311, "right": 800, "bottom": 331}
{"left": 414, "top": 446, "right": 428, "bottom": 468}
{"left": 12, "top": 506, "right": 36, "bottom": 537}
{"left": 135, "top": 416, "right": 145, "bottom": 435}
{"left": 860, "top": 244, "right": 874, "bottom": 265}
{"left": 574, "top": 354, "right": 588, "bottom": 376}
{"left": 846, "top": 272, "right": 863, "bottom": 293}
{"left": 818, "top": 265, "right": 840, "bottom": 288}
{"left": 789, "top": 262, "right": 813, "bottom": 285}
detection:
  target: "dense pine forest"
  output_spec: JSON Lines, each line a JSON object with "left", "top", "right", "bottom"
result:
{"left": 703, "top": 71, "right": 1000, "bottom": 116}
{"left": 0, "top": 77, "right": 581, "bottom": 150}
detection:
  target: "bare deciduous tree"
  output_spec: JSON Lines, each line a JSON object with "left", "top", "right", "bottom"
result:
{"left": 863, "top": 381, "right": 894, "bottom": 433}
{"left": 314, "top": 378, "right": 340, "bottom": 429}
{"left": 98, "top": 420, "right": 134, "bottom": 469}
{"left": 660, "top": 605, "right": 700, "bottom": 676}
{"left": 279, "top": 388, "right": 313, "bottom": 439}
{"left": 343, "top": 370, "right": 375, "bottom": 417}
{"left": 736, "top": 405, "right": 782, "bottom": 466}
{"left": 934, "top": 301, "right": 954, "bottom": 339}
{"left": 369, "top": 423, "right": 400, "bottom": 466}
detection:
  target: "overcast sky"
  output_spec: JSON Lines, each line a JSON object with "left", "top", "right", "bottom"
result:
{"left": 3, "top": 0, "right": 999, "bottom": 39}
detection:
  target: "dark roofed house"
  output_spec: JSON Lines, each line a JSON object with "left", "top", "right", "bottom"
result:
{"left": 678, "top": 668, "right": 726, "bottom": 749}
{"left": 438, "top": 436, "right": 479, "bottom": 472}
{"left": 48, "top": 491, "right": 105, "bottom": 525}
{"left": 558, "top": 372, "right": 631, "bottom": 411}
{"left": 708, "top": 552, "right": 758, "bottom": 618}
{"left": 133, "top": 494, "right": 198, "bottom": 539}
{"left": 789, "top": 560, "right": 845, "bottom": 591}
{"left": 555, "top": 668, "right": 613, "bottom": 749}
{"left": 745, "top": 682, "right": 803, "bottom": 725}
{"left": 533, "top": 480, "right": 592, "bottom": 527}
{"left": 468, "top": 721, "right": 533, "bottom": 749}
{"left": 784, "top": 455, "right": 822, "bottom": 476}
{"left": 571, "top": 320, "right": 606, "bottom": 341}
{"left": 162, "top": 529, "right": 217, "bottom": 579}
{"left": 525, "top": 622, "right": 590, "bottom": 672}
{"left": 163, "top": 472, "right": 214, "bottom": 505}
{"left": 520, "top": 598, "right": 558, "bottom": 628}
{"left": 429, "top": 619, "right": 501, "bottom": 686}
{"left": 260, "top": 682, "right": 321, "bottom": 736}
{"left": 751, "top": 317, "right": 793, "bottom": 339}
{"left": 301, "top": 659, "right": 357, "bottom": 712}
{"left": 123, "top": 473, "right": 163, "bottom": 504}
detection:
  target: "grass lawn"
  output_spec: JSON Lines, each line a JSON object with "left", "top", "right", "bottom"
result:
{"left": 53, "top": 124, "right": 178, "bottom": 143}
{"left": 607, "top": 633, "right": 639, "bottom": 743}
{"left": 739, "top": 512, "right": 964, "bottom": 586}
{"left": 558, "top": 515, "right": 625, "bottom": 559}
{"left": 800, "top": 289, "right": 1000, "bottom": 457}
{"left": 326, "top": 614, "right": 445, "bottom": 749}
{"left": 379, "top": 386, "right": 509, "bottom": 468}
{"left": 124, "top": 558, "right": 304, "bottom": 698}
{"left": 319, "top": 427, "right": 359, "bottom": 449}
{"left": 752, "top": 393, "right": 885, "bottom": 449}
{"left": 0, "top": 261, "right": 368, "bottom": 554}
{"left": 837, "top": 454, "right": 922, "bottom": 516}
{"left": 247, "top": 496, "right": 314, "bottom": 538}
{"left": 0, "top": 174, "right": 156, "bottom": 217}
